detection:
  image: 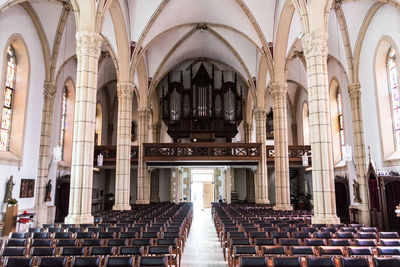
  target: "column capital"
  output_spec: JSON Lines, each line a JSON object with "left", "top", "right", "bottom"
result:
{"left": 117, "top": 82, "right": 135, "bottom": 100}
{"left": 43, "top": 82, "right": 57, "bottom": 98}
{"left": 348, "top": 82, "right": 361, "bottom": 99}
{"left": 254, "top": 108, "right": 268, "bottom": 120}
{"left": 76, "top": 31, "right": 102, "bottom": 59}
{"left": 269, "top": 82, "right": 288, "bottom": 100}
{"left": 301, "top": 31, "right": 328, "bottom": 59}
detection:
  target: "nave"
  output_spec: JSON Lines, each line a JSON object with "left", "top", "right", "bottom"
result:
{"left": 1, "top": 203, "right": 400, "bottom": 266}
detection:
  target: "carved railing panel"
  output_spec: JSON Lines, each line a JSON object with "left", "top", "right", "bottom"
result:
{"left": 266, "top": 145, "right": 312, "bottom": 165}
{"left": 94, "top": 146, "right": 138, "bottom": 166}
{"left": 144, "top": 143, "right": 261, "bottom": 161}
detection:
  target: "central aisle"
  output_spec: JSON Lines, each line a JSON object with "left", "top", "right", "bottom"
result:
{"left": 181, "top": 208, "right": 227, "bottom": 267}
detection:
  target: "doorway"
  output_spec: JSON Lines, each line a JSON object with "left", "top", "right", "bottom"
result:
{"left": 191, "top": 169, "right": 214, "bottom": 210}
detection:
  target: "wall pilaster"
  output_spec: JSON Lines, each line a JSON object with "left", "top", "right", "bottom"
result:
{"left": 136, "top": 108, "right": 150, "bottom": 204}
{"left": 35, "top": 82, "right": 57, "bottom": 226}
{"left": 348, "top": 82, "right": 370, "bottom": 225}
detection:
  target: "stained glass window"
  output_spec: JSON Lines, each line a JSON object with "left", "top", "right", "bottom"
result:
{"left": 59, "top": 87, "right": 68, "bottom": 158}
{"left": 0, "top": 46, "right": 16, "bottom": 151}
{"left": 388, "top": 47, "right": 400, "bottom": 148}
{"left": 337, "top": 90, "right": 345, "bottom": 149}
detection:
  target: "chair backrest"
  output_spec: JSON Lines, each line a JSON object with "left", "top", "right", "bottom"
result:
{"left": 379, "top": 232, "right": 399, "bottom": 239}
{"left": 306, "top": 257, "right": 335, "bottom": 267}
{"left": 38, "top": 256, "right": 67, "bottom": 267}
{"left": 305, "top": 238, "right": 326, "bottom": 246}
{"left": 358, "top": 232, "right": 377, "bottom": 239}
{"left": 105, "top": 256, "right": 134, "bottom": 267}
{"left": 355, "top": 239, "right": 377, "bottom": 247}
{"left": 336, "top": 232, "right": 354, "bottom": 239}
{"left": 10, "top": 232, "right": 28, "bottom": 239}
{"left": 107, "top": 239, "right": 128, "bottom": 246}
{"left": 233, "top": 246, "right": 257, "bottom": 255}
{"left": 2, "top": 247, "right": 26, "bottom": 256}
{"left": 255, "top": 238, "right": 276, "bottom": 246}
{"left": 32, "top": 232, "right": 51, "bottom": 239}
{"left": 293, "top": 232, "right": 310, "bottom": 239}
{"left": 31, "top": 238, "right": 53, "bottom": 247}
{"left": 156, "top": 238, "right": 178, "bottom": 246}
{"left": 6, "top": 238, "right": 27, "bottom": 247}
{"left": 373, "top": 257, "right": 400, "bottom": 267}
{"left": 348, "top": 247, "right": 373, "bottom": 256}
{"left": 239, "top": 256, "right": 267, "bottom": 267}
{"left": 54, "top": 232, "right": 71, "bottom": 239}
{"left": 290, "top": 246, "right": 314, "bottom": 256}
{"left": 56, "top": 239, "right": 77, "bottom": 247}
{"left": 5, "top": 257, "right": 33, "bottom": 267}
{"left": 30, "top": 247, "right": 56, "bottom": 256}
{"left": 99, "top": 232, "right": 116, "bottom": 239}
{"left": 28, "top": 227, "right": 42, "bottom": 233}
{"left": 230, "top": 238, "right": 251, "bottom": 246}
{"left": 90, "top": 246, "right": 115, "bottom": 256}
{"left": 61, "top": 247, "right": 85, "bottom": 256}
{"left": 340, "top": 257, "right": 369, "bottom": 267}
{"left": 48, "top": 227, "right": 63, "bottom": 233}
{"left": 148, "top": 245, "right": 171, "bottom": 255}
{"left": 76, "top": 232, "right": 93, "bottom": 239}
{"left": 119, "top": 246, "right": 143, "bottom": 256}
{"left": 329, "top": 239, "right": 351, "bottom": 246}
{"left": 314, "top": 232, "right": 332, "bottom": 238}
{"left": 380, "top": 239, "right": 400, "bottom": 246}
{"left": 271, "top": 231, "right": 290, "bottom": 239}
{"left": 132, "top": 238, "right": 152, "bottom": 246}
{"left": 360, "top": 227, "right": 378, "bottom": 232}
{"left": 139, "top": 256, "right": 167, "bottom": 266}
{"left": 274, "top": 257, "right": 301, "bottom": 267}
{"left": 262, "top": 246, "right": 285, "bottom": 255}
{"left": 377, "top": 246, "right": 400, "bottom": 256}
{"left": 82, "top": 239, "right": 102, "bottom": 247}
{"left": 280, "top": 238, "right": 301, "bottom": 246}
{"left": 72, "top": 256, "right": 101, "bottom": 267}
{"left": 319, "top": 246, "right": 344, "bottom": 256}
{"left": 120, "top": 232, "right": 137, "bottom": 239}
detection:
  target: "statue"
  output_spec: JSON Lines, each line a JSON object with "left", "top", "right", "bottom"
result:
{"left": 353, "top": 180, "right": 361, "bottom": 203}
{"left": 45, "top": 180, "right": 52, "bottom": 202}
{"left": 4, "top": 176, "right": 15, "bottom": 203}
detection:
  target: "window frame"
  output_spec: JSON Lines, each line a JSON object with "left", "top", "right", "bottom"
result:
{"left": 386, "top": 46, "right": 400, "bottom": 149}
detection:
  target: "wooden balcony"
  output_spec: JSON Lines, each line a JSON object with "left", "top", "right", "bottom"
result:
{"left": 93, "top": 144, "right": 311, "bottom": 167}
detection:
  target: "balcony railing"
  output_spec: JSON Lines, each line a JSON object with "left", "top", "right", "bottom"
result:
{"left": 94, "top": 146, "right": 138, "bottom": 166}
{"left": 266, "top": 145, "right": 312, "bottom": 165}
{"left": 143, "top": 143, "right": 261, "bottom": 161}
{"left": 93, "top": 144, "right": 312, "bottom": 166}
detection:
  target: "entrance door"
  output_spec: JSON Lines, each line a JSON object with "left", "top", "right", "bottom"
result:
{"left": 203, "top": 182, "right": 213, "bottom": 208}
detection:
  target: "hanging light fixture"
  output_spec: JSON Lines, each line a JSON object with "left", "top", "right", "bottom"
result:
{"left": 395, "top": 204, "right": 400, "bottom": 217}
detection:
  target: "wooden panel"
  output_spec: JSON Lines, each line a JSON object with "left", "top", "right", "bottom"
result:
{"left": 203, "top": 182, "right": 213, "bottom": 208}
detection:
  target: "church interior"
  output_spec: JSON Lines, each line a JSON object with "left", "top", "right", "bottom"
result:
{"left": 0, "top": 0, "right": 400, "bottom": 266}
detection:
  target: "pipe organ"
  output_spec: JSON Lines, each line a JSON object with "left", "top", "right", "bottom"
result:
{"left": 161, "top": 64, "right": 244, "bottom": 142}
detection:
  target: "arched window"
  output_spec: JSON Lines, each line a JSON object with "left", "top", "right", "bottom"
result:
{"left": 59, "top": 87, "right": 68, "bottom": 158}
{"left": 302, "top": 102, "right": 310, "bottom": 145}
{"left": 337, "top": 90, "right": 345, "bottom": 148}
{"left": 0, "top": 45, "right": 16, "bottom": 151}
{"left": 387, "top": 47, "right": 400, "bottom": 148}
{"left": 95, "top": 103, "right": 102, "bottom": 145}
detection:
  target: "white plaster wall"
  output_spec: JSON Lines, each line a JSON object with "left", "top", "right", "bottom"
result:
{"left": 159, "top": 168, "right": 171, "bottom": 202}
{"left": 0, "top": 5, "right": 46, "bottom": 212}
{"left": 359, "top": 4, "right": 400, "bottom": 171}
{"left": 234, "top": 168, "right": 246, "bottom": 201}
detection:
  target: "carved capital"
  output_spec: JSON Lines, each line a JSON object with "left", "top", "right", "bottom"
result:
{"left": 269, "top": 82, "right": 288, "bottom": 100}
{"left": 43, "top": 82, "right": 57, "bottom": 98}
{"left": 76, "top": 31, "right": 102, "bottom": 59}
{"left": 254, "top": 108, "right": 267, "bottom": 121}
{"left": 348, "top": 82, "right": 361, "bottom": 99}
{"left": 302, "top": 31, "right": 328, "bottom": 60}
{"left": 117, "top": 82, "right": 135, "bottom": 100}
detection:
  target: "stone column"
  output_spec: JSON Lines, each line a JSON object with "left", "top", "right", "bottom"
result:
{"left": 152, "top": 122, "right": 161, "bottom": 143}
{"left": 254, "top": 108, "right": 269, "bottom": 204}
{"left": 243, "top": 122, "right": 252, "bottom": 143}
{"left": 65, "top": 31, "right": 102, "bottom": 224}
{"left": 35, "top": 82, "right": 57, "bottom": 226}
{"left": 225, "top": 167, "right": 232, "bottom": 204}
{"left": 302, "top": 31, "right": 340, "bottom": 224}
{"left": 113, "top": 82, "right": 134, "bottom": 210}
{"left": 271, "top": 83, "right": 292, "bottom": 210}
{"left": 292, "top": 123, "right": 298, "bottom": 145}
{"left": 348, "top": 82, "right": 370, "bottom": 225}
{"left": 136, "top": 108, "right": 150, "bottom": 204}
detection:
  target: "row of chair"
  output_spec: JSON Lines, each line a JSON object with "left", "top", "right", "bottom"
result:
{"left": 3, "top": 255, "right": 169, "bottom": 267}
{"left": 237, "top": 256, "right": 400, "bottom": 267}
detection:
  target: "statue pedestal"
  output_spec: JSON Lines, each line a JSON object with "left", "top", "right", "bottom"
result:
{"left": 4, "top": 205, "right": 17, "bottom": 236}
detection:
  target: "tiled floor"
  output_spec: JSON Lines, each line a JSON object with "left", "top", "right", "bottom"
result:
{"left": 181, "top": 208, "right": 227, "bottom": 267}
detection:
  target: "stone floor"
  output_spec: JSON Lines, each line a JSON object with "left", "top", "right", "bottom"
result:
{"left": 181, "top": 208, "right": 227, "bottom": 267}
